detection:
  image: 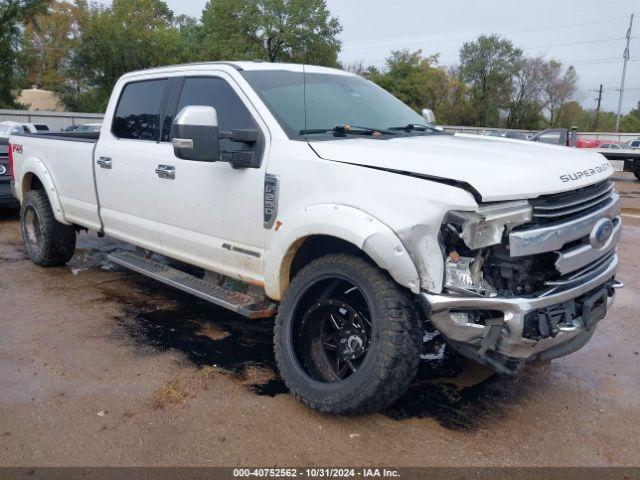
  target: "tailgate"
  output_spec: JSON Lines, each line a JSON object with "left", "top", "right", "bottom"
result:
{"left": 0, "top": 139, "right": 9, "bottom": 179}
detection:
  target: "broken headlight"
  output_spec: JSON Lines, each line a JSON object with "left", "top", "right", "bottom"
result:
{"left": 446, "top": 201, "right": 532, "bottom": 250}
{"left": 441, "top": 201, "right": 532, "bottom": 295}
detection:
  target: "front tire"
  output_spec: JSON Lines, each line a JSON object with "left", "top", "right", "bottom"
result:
{"left": 21, "top": 190, "right": 76, "bottom": 266}
{"left": 274, "top": 254, "right": 422, "bottom": 414}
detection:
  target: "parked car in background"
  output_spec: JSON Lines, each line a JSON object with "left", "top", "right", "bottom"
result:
{"left": 599, "top": 143, "right": 624, "bottom": 150}
{"left": 0, "top": 124, "right": 21, "bottom": 209}
{"left": 0, "top": 121, "right": 50, "bottom": 136}
{"left": 65, "top": 123, "right": 102, "bottom": 133}
{"left": 0, "top": 121, "right": 29, "bottom": 137}
{"left": 628, "top": 139, "right": 640, "bottom": 150}
{"left": 576, "top": 137, "right": 602, "bottom": 148}
{"left": 485, "top": 130, "right": 530, "bottom": 140}
{"left": 76, "top": 123, "right": 102, "bottom": 132}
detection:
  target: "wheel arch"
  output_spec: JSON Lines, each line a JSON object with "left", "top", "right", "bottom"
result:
{"left": 19, "top": 158, "right": 70, "bottom": 226}
{"left": 264, "top": 204, "right": 420, "bottom": 300}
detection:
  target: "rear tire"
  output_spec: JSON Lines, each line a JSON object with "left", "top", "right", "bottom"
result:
{"left": 634, "top": 165, "right": 640, "bottom": 181}
{"left": 20, "top": 190, "right": 76, "bottom": 266}
{"left": 274, "top": 254, "right": 422, "bottom": 414}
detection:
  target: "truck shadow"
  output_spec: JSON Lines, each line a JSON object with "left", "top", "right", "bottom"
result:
{"left": 0, "top": 207, "right": 19, "bottom": 221}
{"left": 103, "top": 274, "right": 534, "bottom": 431}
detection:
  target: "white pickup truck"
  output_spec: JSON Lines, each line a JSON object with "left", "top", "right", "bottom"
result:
{"left": 8, "top": 62, "right": 622, "bottom": 414}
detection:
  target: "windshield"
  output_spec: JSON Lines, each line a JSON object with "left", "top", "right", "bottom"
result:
{"left": 241, "top": 71, "right": 430, "bottom": 139}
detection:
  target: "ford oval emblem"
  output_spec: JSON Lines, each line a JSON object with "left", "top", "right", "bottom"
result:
{"left": 590, "top": 218, "right": 614, "bottom": 249}
{"left": 0, "top": 165, "right": 6, "bottom": 175}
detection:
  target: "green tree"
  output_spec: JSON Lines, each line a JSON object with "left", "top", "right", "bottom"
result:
{"left": 60, "top": 0, "right": 189, "bottom": 112}
{"left": 620, "top": 113, "right": 640, "bottom": 133}
{"left": 458, "top": 34, "right": 522, "bottom": 127}
{"left": 555, "top": 100, "right": 585, "bottom": 129}
{"left": 364, "top": 50, "right": 471, "bottom": 126}
{"left": 17, "top": 1, "right": 81, "bottom": 92}
{"left": 0, "top": 0, "right": 50, "bottom": 108}
{"left": 369, "top": 50, "right": 449, "bottom": 112}
{"left": 200, "top": 0, "right": 341, "bottom": 66}
{"left": 506, "top": 56, "right": 545, "bottom": 129}
{"left": 540, "top": 60, "right": 577, "bottom": 127}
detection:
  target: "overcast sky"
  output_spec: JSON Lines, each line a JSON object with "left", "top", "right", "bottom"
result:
{"left": 116, "top": 0, "right": 640, "bottom": 113}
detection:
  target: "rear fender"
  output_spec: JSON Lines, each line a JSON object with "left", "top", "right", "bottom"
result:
{"left": 19, "top": 156, "right": 70, "bottom": 226}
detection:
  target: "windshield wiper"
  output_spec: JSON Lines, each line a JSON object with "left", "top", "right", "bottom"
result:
{"left": 299, "top": 125, "right": 396, "bottom": 136}
{"left": 388, "top": 123, "right": 439, "bottom": 133}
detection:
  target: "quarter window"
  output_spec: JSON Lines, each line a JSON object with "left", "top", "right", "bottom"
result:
{"left": 112, "top": 79, "right": 167, "bottom": 141}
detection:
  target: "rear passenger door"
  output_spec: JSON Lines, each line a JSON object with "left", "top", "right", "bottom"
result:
{"left": 94, "top": 78, "right": 172, "bottom": 251}
{"left": 156, "top": 74, "right": 268, "bottom": 284}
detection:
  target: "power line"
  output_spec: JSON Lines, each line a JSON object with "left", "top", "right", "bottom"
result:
{"left": 521, "top": 36, "right": 633, "bottom": 51}
{"left": 342, "top": 16, "right": 631, "bottom": 51}
{"left": 349, "top": 38, "right": 637, "bottom": 66}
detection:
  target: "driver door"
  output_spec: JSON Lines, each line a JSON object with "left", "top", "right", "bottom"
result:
{"left": 156, "top": 74, "right": 268, "bottom": 284}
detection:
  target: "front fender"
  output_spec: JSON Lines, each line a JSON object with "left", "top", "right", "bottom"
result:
{"left": 18, "top": 156, "right": 70, "bottom": 226}
{"left": 264, "top": 204, "right": 420, "bottom": 300}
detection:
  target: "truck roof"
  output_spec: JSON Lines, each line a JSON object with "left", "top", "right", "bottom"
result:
{"left": 121, "top": 61, "right": 353, "bottom": 80}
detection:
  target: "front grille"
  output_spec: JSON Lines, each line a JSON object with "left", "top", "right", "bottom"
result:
{"left": 530, "top": 180, "right": 614, "bottom": 222}
{"left": 544, "top": 250, "right": 616, "bottom": 290}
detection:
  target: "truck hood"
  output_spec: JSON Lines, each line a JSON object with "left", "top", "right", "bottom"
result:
{"left": 309, "top": 134, "right": 613, "bottom": 202}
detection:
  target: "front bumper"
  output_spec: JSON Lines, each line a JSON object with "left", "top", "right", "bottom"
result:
{"left": 420, "top": 253, "right": 620, "bottom": 374}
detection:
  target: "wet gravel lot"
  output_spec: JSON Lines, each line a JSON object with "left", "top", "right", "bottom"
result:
{"left": 1, "top": 174, "right": 639, "bottom": 467}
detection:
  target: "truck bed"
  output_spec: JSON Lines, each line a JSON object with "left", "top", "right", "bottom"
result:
{"left": 14, "top": 131, "right": 100, "bottom": 143}
{"left": 11, "top": 131, "right": 101, "bottom": 230}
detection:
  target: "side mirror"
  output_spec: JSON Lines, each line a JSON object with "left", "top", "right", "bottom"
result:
{"left": 421, "top": 108, "right": 436, "bottom": 124}
{"left": 171, "top": 106, "right": 220, "bottom": 161}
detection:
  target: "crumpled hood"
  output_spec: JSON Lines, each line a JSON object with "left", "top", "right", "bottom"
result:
{"left": 309, "top": 134, "right": 613, "bottom": 202}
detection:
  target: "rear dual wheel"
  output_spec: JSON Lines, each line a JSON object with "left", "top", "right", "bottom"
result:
{"left": 274, "top": 254, "right": 422, "bottom": 414}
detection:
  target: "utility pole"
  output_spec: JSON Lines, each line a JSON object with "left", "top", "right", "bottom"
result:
{"left": 616, "top": 14, "right": 634, "bottom": 132}
{"left": 595, "top": 84, "right": 603, "bottom": 130}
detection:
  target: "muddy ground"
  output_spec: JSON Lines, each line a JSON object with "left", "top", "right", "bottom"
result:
{"left": 1, "top": 174, "right": 639, "bottom": 467}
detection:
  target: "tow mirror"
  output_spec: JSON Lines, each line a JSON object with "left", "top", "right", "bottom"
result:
{"left": 421, "top": 108, "right": 436, "bottom": 124}
{"left": 172, "top": 105, "right": 220, "bottom": 161}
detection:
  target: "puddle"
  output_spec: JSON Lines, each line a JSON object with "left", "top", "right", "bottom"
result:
{"left": 106, "top": 279, "right": 288, "bottom": 397}
{"left": 68, "top": 232, "right": 135, "bottom": 272}
{"left": 386, "top": 369, "right": 532, "bottom": 430}
{"left": 0, "top": 208, "right": 20, "bottom": 221}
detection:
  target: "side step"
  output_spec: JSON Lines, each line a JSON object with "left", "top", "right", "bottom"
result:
{"left": 107, "top": 251, "right": 277, "bottom": 319}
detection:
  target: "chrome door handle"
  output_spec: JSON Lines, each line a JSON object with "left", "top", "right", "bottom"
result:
{"left": 155, "top": 165, "right": 175, "bottom": 180}
{"left": 97, "top": 157, "right": 112, "bottom": 169}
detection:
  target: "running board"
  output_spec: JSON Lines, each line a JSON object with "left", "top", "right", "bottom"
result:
{"left": 107, "top": 251, "right": 277, "bottom": 319}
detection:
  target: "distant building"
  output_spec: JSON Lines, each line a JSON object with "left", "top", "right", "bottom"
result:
{"left": 17, "top": 87, "right": 63, "bottom": 111}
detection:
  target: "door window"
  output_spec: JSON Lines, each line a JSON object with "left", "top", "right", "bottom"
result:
{"left": 112, "top": 79, "right": 167, "bottom": 141}
{"left": 173, "top": 77, "right": 258, "bottom": 152}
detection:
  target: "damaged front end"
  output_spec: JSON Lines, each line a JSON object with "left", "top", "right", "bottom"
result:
{"left": 421, "top": 180, "right": 623, "bottom": 375}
